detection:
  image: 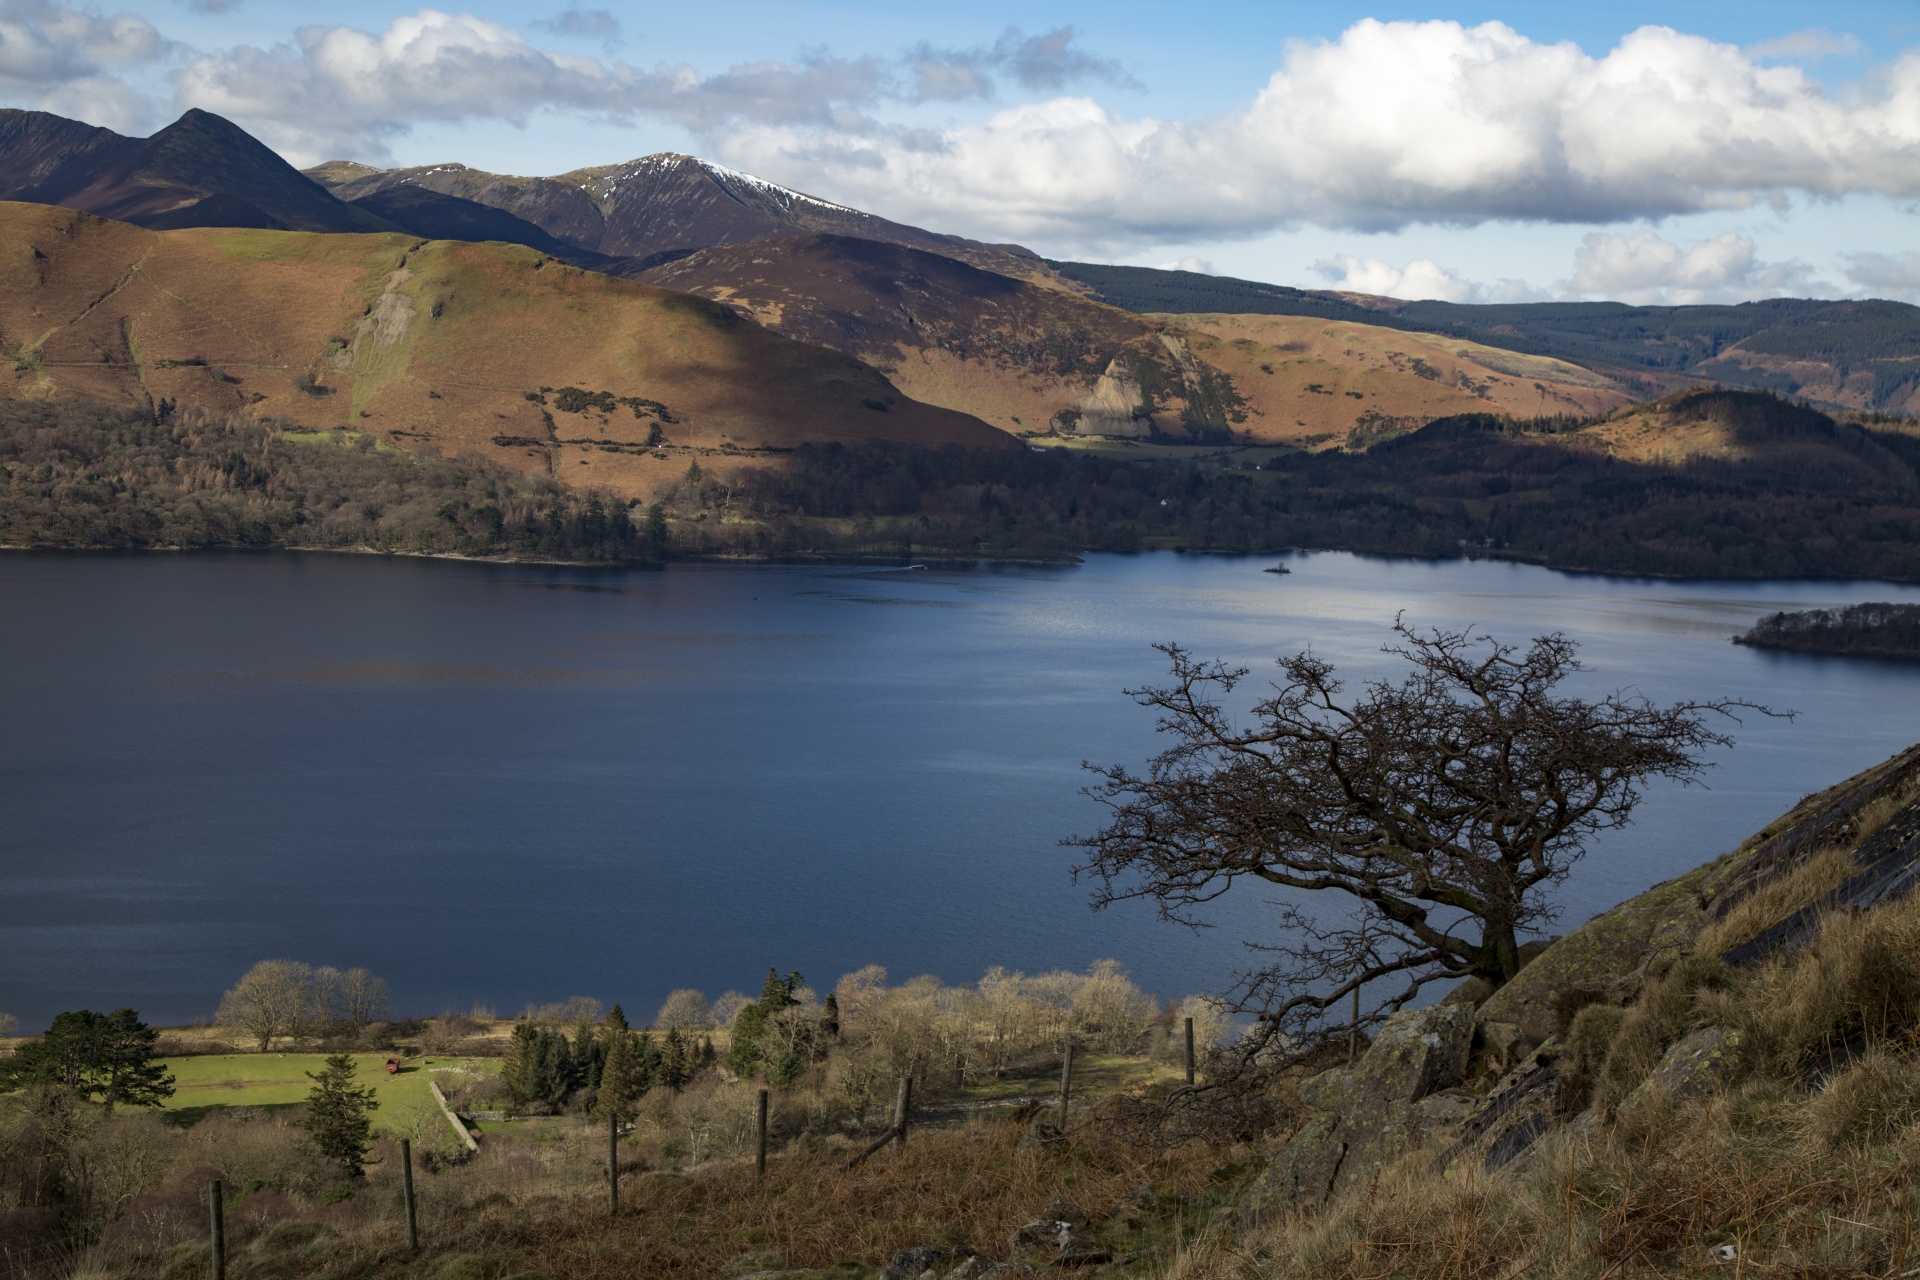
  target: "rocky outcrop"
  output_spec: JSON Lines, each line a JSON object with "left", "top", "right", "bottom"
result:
{"left": 1241, "top": 1004, "right": 1477, "bottom": 1220}
{"left": 1723, "top": 795, "right": 1920, "bottom": 966}
{"left": 1067, "top": 357, "right": 1150, "bottom": 437}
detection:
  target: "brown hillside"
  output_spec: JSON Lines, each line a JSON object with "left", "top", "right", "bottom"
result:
{"left": 637, "top": 234, "right": 1155, "bottom": 435}
{"left": 1164, "top": 312, "right": 1635, "bottom": 445}
{"left": 637, "top": 236, "right": 1635, "bottom": 445}
{"left": 0, "top": 203, "right": 1011, "bottom": 500}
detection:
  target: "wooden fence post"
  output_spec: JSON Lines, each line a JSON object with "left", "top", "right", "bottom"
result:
{"left": 755, "top": 1089, "right": 770, "bottom": 1179}
{"left": 607, "top": 1113, "right": 620, "bottom": 1216}
{"left": 892, "top": 1075, "right": 912, "bottom": 1150}
{"left": 208, "top": 1179, "right": 225, "bottom": 1280}
{"left": 1184, "top": 1017, "right": 1195, "bottom": 1086}
{"left": 1059, "top": 1044, "right": 1074, "bottom": 1129}
{"left": 400, "top": 1138, "right": 419, "bottom": 1251}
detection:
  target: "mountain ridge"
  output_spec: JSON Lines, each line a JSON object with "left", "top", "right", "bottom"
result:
{"left": 0, "top": 201, "right": 1012, "bottom": 503}
{"left": 313, "top": 152, "right": 1048, "bottom": 283}
{"left": 0, "top": 108, "right": 397, "bottom": 235}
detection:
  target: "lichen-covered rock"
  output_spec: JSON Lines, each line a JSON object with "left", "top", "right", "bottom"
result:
{"left": 1619, "top": 1026, "right": 1741, "bottom": 1115}
{"left": 1241, "top": 1005, "right": 1478, "bottom": 1220}
{"left": 1432, "top": 1040, "right": 1564, "bottom": 1175}
{"left": 1358, "top": 1004, "right": 1477, "bottom": 1105}
{"left": 884, "top": 1248, "right": 976, "bottom": 1280}
{"left": 1008, "top": 1197, "right": 1100, "bottom": 1262}
{"left": 1479, "top": 872, "right": 1712, "bottom": 1041}
{"left": 1240, "top": 1113, "right": 1346, "bottom": 1221}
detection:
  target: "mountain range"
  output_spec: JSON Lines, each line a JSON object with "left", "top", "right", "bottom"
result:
{"left": 0, "top": 106, "right": 1915, "bottom": 489}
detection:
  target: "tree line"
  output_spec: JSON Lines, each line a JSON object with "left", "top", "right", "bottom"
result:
{"left": 657, "top": 391, "right": 1920, "bottom": 579}
{"left": 0, "top": 399, "right": 662, "bottom": 563}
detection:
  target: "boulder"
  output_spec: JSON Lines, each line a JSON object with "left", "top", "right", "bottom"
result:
{"left": 884, "top": 1247, "right": 976, "bottom": 1280}
{"left": 1479, "top": 872, "right": 1711, "bottom": 1042}
{"left": 1241, "top": 1005, "right": 1477, "bottom": 1220}
{"left": 1008, "top": 1197, "right": 1102, "bottom": 1262}
{"left": 1618, "top": 1026, "right": 1741, "bottom": 1117}
{"left": 1431, "top": 1039, "right": 1564, "bottom": 1175}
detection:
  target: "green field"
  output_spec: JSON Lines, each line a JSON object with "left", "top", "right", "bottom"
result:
{"left": 158, "top": 1053, "right": 498, "bottom": 1132}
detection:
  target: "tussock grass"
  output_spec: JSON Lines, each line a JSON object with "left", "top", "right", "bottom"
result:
{"left": 1193, "top": 893, "right": 1920, "bottom": 1280}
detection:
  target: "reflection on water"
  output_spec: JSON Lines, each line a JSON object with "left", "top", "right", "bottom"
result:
{"left": 3, "top": 549, "right": 1919, "bottom": 1030}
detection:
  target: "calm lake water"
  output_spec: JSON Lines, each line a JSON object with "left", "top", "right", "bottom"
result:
{"left": 5, "top": 549, "right": 1920, "bottom": 1031}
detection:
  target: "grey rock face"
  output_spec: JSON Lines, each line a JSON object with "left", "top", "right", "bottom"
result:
{"left": 1241, "top": 1004, "right": 1478, "bottom": 1220}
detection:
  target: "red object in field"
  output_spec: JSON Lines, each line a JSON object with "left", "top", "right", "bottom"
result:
{"left": 385, "top": 1058, "right": 401, "bottom": 1073}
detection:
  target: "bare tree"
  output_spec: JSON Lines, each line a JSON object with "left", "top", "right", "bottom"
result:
{"left": 1071, "top": 619, "right": 1771, "bottom": 1057}
{"left": 336, "top": 968, "right": 390, "bottom": 1024}
{"left": 710, "top": 990, "right": 752, "bottom": 1027}
{"left": 311, "top": 967, "right": 343, "bottom": 1025}
{"left": 654, "top": 989, "right": 712, "bottom": 1030}
{"left": 217, "top": 960, "right": 314, "bottom": 1051}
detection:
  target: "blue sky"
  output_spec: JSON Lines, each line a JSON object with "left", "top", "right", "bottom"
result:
{"left": 4, "top": 0, "right": 1918, "bottom": 302}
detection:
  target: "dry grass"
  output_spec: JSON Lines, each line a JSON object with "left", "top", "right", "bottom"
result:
{"left": 1695, "top": 846, "right": 1859, "bottom": 959}
{"left": 63, "top": 1112, "right": 1220, "bottom": 1280}
{"left": 1175, "top": 894, "right": 1920, "bottom": 1280}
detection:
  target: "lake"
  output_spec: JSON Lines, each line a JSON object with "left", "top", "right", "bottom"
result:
{"left": 4, "top": 549, "right": 1920, "bottom": 1032}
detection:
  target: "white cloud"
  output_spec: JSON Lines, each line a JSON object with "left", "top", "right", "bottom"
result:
{"left": 170, "top": 9, "right": 891, "bottom": 163}
{"left": 1842, "top": 251, "right": 1920, "bottom": 302}
{"left": 0, "top": 0, "right": 166, "bottom": 130}
{"left": 719, "top": 20, "right": 1920, "bottom": 247}
{"left": 1567, "top": 230, "right": 1818, "bottom": 304}
{"left": 1155, "top": 255, "right": 1212, "bottom": 274}
{"left": 1314, "top": 254, "right": 1480, "bottom": 302}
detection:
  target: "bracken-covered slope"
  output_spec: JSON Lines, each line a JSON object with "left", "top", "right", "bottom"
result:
{"left": 636, "top": 235, "right": 1635, "bottom": 442}
{"left": 0, "top": 109, "right": 395, "bottom": 235}
{"left": 0, "top": 203, "right": 1011, "bottom": 500}
{"left": 316, "top": 154, "right": 1044, "bottom": 281}
{"left": 1056, "top": 260, "right": 1920, "bottom": 415}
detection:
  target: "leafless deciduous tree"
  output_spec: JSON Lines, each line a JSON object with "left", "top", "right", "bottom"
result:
{"left": 217, "top": 961, "right": 315, "bottom": 1051}
{"left": 654, "top": 989, "right": 713, "bottom": 1030}
{"left": 335, "top": 968, "right": 390, "bottom": 1025}
{"left": 1071, "top": 619, "right": 1774, "bottom": 1057}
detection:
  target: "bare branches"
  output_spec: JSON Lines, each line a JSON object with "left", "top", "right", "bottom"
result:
{"left": 1069, "top": 618, "right": 1783, "bottom": 1058}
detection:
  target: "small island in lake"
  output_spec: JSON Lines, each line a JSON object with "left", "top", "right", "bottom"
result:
{"left": 1734, "top": 602, "right": 1920, "bottom": 659}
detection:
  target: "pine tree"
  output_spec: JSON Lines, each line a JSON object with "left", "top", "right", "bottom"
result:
{"left": 604, "top": 1004, "right": 629, "bottom": 1032}
{"left": 598, "top": 1030, "right": 646, "bottom": 1119}
{"left": 302, "top": 1053, "right": 379, "bottom": 1178}
{"left": 539, "top": 1033, "right": 577, "bottom": 1108}
{"left": 502, "top": 1023, "right": 542, "bottom": 1106}
{"left": 659, "top": 1027, "right": 688, "bottom": 1090}
{"left": 575, "top": 1025, "right": 606, "bottom": 1090}
{"left": 822, "top": 994, "right": 841, "bottom": 1039}
{"left": 637, "top": 1030, "right": 661, "bottom": 1091}
{"left": 0, "top": 1009, "right": 176, "bottom": 1114}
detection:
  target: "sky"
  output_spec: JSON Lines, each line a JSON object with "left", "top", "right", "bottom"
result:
{"left": 4, "top": 0, "right": 1919, "bottom": 304}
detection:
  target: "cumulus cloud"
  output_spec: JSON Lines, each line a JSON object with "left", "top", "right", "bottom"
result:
{"left": 1314, "top": 255, "right": 1482, "bottom": 302}
{"left": 907, "top": 26, "right": 1135, "bottom": 102}
{"left": 1155, "top": 256, "right": 1212, "bottom": 274}
{"left": 533, "top": 7, "right": 620, "bottom": 49}
{"left": 1567, "top": 230, "right": 1818, "bottom": 304}
{"left": 0, "top": 0, "right": 167, "bottom": 129}
{"left": 1842, "top": 251, "right": 1920, "bottom": 302}
{"left": 719, "top": 20, "right": 1920, "bottom": 246}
